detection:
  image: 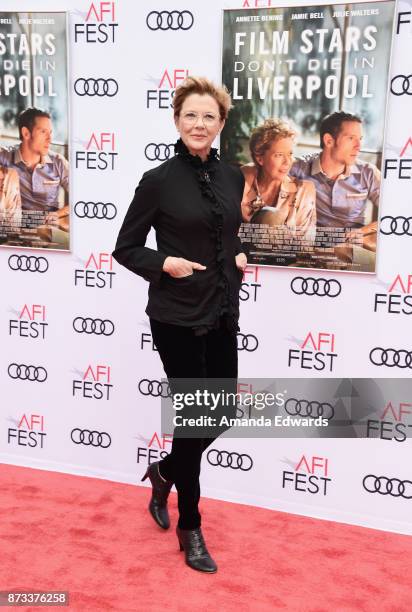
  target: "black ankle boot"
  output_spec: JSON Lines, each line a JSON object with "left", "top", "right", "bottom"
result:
{"left": 176, "top": 526, "right": 217, "bottom": 573}
{"left": 141, "top": 461, "right": 173, "bottom": 529}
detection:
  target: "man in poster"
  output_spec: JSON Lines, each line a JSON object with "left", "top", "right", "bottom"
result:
{"left": 290, "top": 111, "right": 380, "bottom": 259}
{"left": 0, "top": 107, "right": 69, "bottom": 231}
{"left": 290, "top": 111, "right": 381, "bottom": 228}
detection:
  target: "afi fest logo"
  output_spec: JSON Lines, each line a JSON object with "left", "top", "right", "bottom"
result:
{"left": 8, "top": 414, "right": 46, "bottom": 449}
{"left": 374, "top": 274, "right": 412, "bottom": 315}
{"left": 9, "top": 304, "right": 48, "bottom": 339}
{"left": 72, "top": 364, "right": 113, "bottom": 400}
{"left": 74, "top": 253, "right": 116, "bottom": 289}
{"left": 240, "top": 266, "right": 262, "bottom": 302}
{"left": 147, "top": 69, "right": 189, "bottom": 109}
{"left": 241, "top": 1, "right": 281, "bottom": 6}
{"left": 74, "top": 2, "right": 118, "bottom": 43}
{"left": 236, "top": 382, "right": 256, "bottom": 419}
{"left": 367, "top": 401, "right": 412, "bottom": 443}
{"left": 75, "top": 132, "right": 117, "bottom": 170}
{"left": 383, "top": 137, "right": 412, "bottom": 180}
{"left": 282, "top": 455, "right": 331, "bottom": 495}
{"left": 396, "top": 10, "right": 411, "bottom": 34}
{"left": 234, "top": 382, "right": 285, "bottom": 419}
{"left": 136, "top": 432, "right": 173, "bottom": 467}
{"left": 288, "top": 332, "right": 337, "bottom": 371}
{"left": 140, "top": 331, "right": 157, "bottom": 351}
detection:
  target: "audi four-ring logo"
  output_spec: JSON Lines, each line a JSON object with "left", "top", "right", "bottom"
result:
{"left": 146, "top": 10, "right": 194, "bottom": 30}
{"left": 73, "top": 317, "right": 115, "bottom": 336}
{"left": 138, "top": 379, "right": 171, "bottom": 397}
{"left": 71, "top": 428, "right": 112, "bottom": 448}
{"left": 207, "top": 449, "right": 253, "bottom": 471}
{"left": 390, "top": 74, "right": 412, "bottom": 96}
{"left": 74, "top": 78, "right": 118, "bottom": 97}
{"left": 8, "top": 255, "right": 49, "bottom": 272}
{"left": 291, "top": 277, "right": 341, "bottom": 297}
{"left": 369, "top": 348, "right": 412, "bottom": 368}
{"left": 363, "top": 475, "right": 412, "bottom": 499}
{"left": 144, "top": 143, "right": 174, "bottom": 161}
{"left": 285, "top": 398, "right": 334, "bottom": 419}
{"left": 237, "top": 333, "right": 259, "bottom": 352}
{"left": 380, "top": 216, "right": 412, "bottom": 236}
{"left": 8, "top": 363, "right": 47, "bottom": 382}
{"left": 74, "top": 201, "right": 117, "bottom": 220}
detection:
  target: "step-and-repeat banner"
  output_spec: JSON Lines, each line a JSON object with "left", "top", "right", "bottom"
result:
{"left": 1, "top": 0, "right": 412, "bottom": 535}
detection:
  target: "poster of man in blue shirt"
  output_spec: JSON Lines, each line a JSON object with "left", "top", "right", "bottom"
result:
{"left": 0, "top": 11, "right": 69, "bottom": 251}
{"left": 0, "top": 107, "right": 69, "bottom": 248}
{"left": 289, "top": 111, "right": 380, "bottom": 268}
{"left": 290, "top": 111, "right": 381, "bottom": 229}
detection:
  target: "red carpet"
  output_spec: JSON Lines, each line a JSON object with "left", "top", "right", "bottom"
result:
{"left": 1, "top": 463, "right": 412, "bottom": 611}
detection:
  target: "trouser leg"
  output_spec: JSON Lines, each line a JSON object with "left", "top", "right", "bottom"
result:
{"left": 202, "top": 322, "right": 238, "bottom": 451}
{"left": 150, "top": 319, "right": 205, "bottom": 529}
{"left": 149, "top": 318, "right": 238, "bottom": 529}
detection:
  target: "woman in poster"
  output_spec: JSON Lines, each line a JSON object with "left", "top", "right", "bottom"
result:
{"left": 241, "top": 119, "right": 316, "bottom": 240}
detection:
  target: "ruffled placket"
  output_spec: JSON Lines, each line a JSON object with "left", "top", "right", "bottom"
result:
{"left": 174, "top": 139, "right": 237, "bottom": 335}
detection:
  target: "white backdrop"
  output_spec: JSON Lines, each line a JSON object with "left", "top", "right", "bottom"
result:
{"left": 1, "top": 0, "right": 412, "bottom": 536}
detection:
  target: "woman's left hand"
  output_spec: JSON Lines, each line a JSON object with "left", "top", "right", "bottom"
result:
{"left": 235, "top": 252, "right": 247, "bottom": 272}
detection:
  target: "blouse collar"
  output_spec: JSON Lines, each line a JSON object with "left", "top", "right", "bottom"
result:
{"left": 174, "top": 138, "right": 219, "bottom": 168}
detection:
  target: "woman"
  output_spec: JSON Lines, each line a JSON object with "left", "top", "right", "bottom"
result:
{"left": 241, "top": 119, "right": 316, "bottom": 241}
{"left": 113, "top": 77, "right": 246, "bottom": 573}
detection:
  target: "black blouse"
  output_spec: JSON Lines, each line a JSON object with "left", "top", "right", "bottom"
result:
{"left": 112, "top": 139, "right": 245, "bottom": 334}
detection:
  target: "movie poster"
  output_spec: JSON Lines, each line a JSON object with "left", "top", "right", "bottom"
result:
{"left": 0, "top": 12, "right": 69, "bottom": 251}
{"left": 221, "top": 1, "right": 395, "bottom": 273}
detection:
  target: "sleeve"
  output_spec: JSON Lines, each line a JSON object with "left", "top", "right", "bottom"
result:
{"left": 2, "top": 168, "right": 21, "bottom": 226}
{"left": 367, "top": 164, "right": 381, "bottom": 207}
{"left": 58, "top": 154, "right": 69, "bottom": 193}
{"left": 6, "top": 168, "right": 21, "bottom": 224}
{"left": 298, "top": 181, "right": 317, "bottom": 230}
{"left": 235, "top": 167, "right": 246, "bottom": 255}
{"left": 240, "top": 164, "right": 259, "bottom": 223}
{"left": 112, "top": 171, "right": 168, "bottom": 285}
{"left": 0, "top": 148, "right": 10, "bottom": 166}
{"left": 288, "top": 159, "right": 300, "bottom": 180}
{"left": 235, "top": 235, "right": 243, "bottom": 255}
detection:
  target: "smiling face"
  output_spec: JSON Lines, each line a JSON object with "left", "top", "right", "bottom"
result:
{"left": 255, "top": 136, "right": 294, "bottom": 182}
{"left": 174, "top": 93, "right": 224, "bottom": 160}
{"left": 22, "top": 116, "right": 53, "bottom": 157}
{"left": 327, "top": 121, "right": 363, "bottom": 167}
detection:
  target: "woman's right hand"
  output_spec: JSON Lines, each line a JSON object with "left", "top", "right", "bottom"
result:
{"left": 163, "top": 256, "right": 206, "bottom": 278}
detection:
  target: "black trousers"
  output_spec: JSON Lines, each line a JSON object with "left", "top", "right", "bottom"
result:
{"left": 150, "top": 317, "right": 238, "bottom": 529}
